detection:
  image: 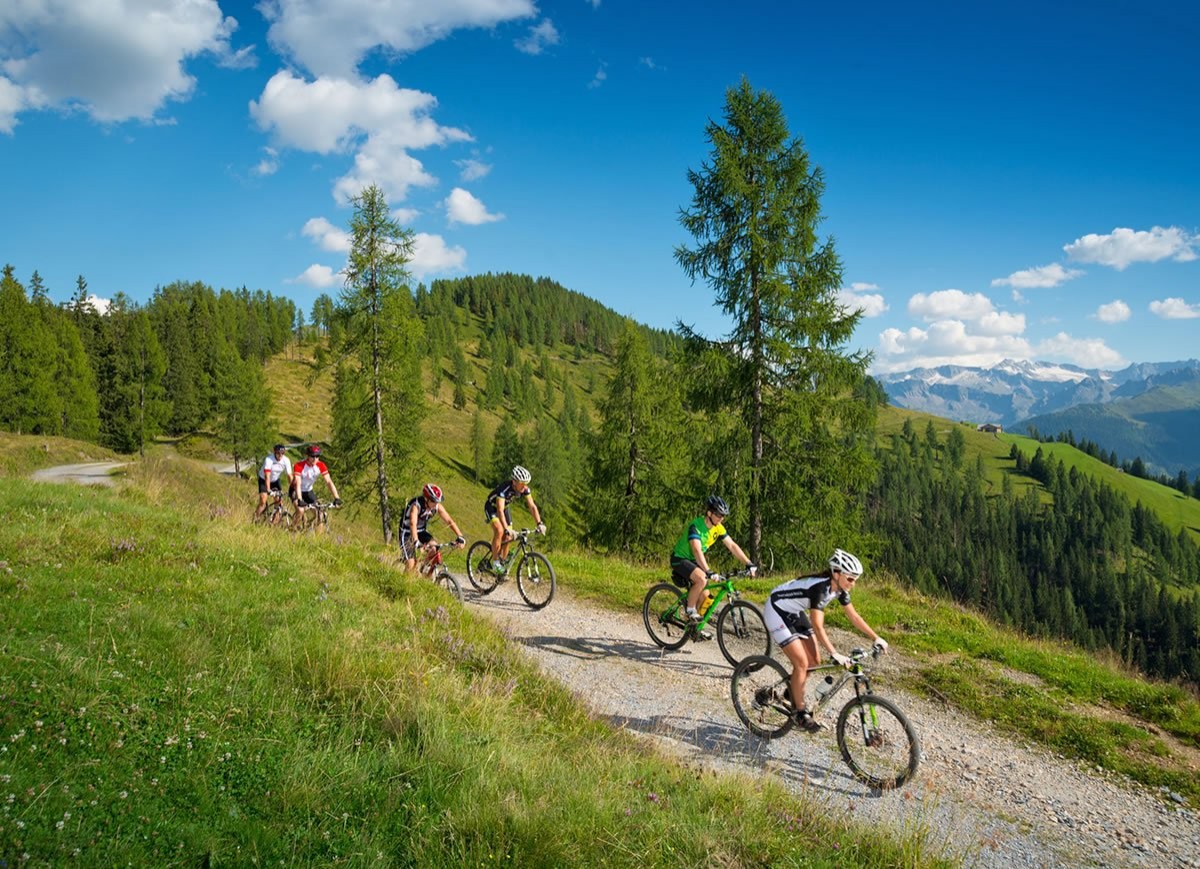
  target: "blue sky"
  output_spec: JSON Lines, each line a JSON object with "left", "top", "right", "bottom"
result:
{"left": 1, "top": 0, "right": 1197, "bottom": 374}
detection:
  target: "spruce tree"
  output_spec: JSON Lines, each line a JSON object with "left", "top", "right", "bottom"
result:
{"left": 675, "top": 78, "right": 874, "bottom": 562}
{"left": 332, "top": 184, "right": 425, "bottom": 543}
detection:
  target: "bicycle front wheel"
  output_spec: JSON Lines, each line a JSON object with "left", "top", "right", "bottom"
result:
{"left": 466, "top": 541, "right": 498, "bottom": 593}
{"left": 730, "top": 655, "right": 794, "bottom": 739}
{"left": 642, "top": 583, "right": 690, "bottom": 650}
{"left": 516, "top": 552, "right": 556, "bottom": 609}
{"left": 716, "top": 600, "right": 772, "bottom": 668}
{"left": 836, "top": 694, "right": 920, "bottom": 790}
{"left": 434, "top": 569, "right": 464, "bottom": 603}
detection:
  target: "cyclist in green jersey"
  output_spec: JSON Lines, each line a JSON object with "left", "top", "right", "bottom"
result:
{"left": 670, "top": 495, "right": 756, "bottom": 622}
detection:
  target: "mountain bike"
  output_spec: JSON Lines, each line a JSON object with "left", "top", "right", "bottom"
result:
{"left": 254, "top": 489, "right": 292, "bottom": 529}
{"left": 417, "top": 541, "right": 464, "bottom": 602}
{"left": 465, "top": 529, "right": 556, "bottom": 609}
{"left": 293, "top": 499, "right": 339, "bottom": 533}
{"left": 642, "top": 568, "right": 770, "bottom": 668}
{"left": 730, "top": 646, "right": 920, "bottom": 790}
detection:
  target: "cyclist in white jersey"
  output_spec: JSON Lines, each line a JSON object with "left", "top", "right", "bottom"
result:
{"left": 254, "top": 444, "right": 293, "bottom": 520}
{"left": 763, "top": 549, "right": 888, "bottom": 731}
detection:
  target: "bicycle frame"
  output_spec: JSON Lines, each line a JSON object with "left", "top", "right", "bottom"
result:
{"left": 805, "top": 655, "right": 874, "bottom": 716}
{"left": 663, "top": 571, "right": 749, "bottom": 632}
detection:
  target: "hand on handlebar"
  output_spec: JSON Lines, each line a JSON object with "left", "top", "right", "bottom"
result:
{"left": 535, "top": 522, "right": 546, "bottom": 535}
{"left": 831, "top": 652, "right": 852, "bottom": 669}
{"left": 873, "top": 637, "right": 889, "bottom": 653}
{"left": 454, "top": 535, "right": 466, "bottom": 548}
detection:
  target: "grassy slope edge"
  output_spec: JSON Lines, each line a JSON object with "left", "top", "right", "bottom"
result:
{"left": 0, "top": 450, "right": 939, "bottom": 866}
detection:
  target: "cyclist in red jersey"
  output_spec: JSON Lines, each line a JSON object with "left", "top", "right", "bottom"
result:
{"left": 290, "top": 445, "right": 341, "bottom": 529}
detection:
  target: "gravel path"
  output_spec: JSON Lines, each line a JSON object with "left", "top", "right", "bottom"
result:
{"left": 462, "top": 578, "right": 1200, "bottom": 868}
{"left": 29, "top": 461, "right": 128, "bottom": 486}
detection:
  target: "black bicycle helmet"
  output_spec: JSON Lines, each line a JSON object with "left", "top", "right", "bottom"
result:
{"left": 705, "top": 495, "right": 729, "bottom": 516}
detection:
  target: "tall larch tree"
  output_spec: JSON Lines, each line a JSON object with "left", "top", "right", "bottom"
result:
{"left": 675, "top": 78, "right": 875, "bottom": 563}
{"left": 333, "top": 183, "right": 426, "bottom": 543}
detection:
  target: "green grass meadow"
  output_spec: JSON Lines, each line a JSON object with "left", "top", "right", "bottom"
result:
{"left": 0, "top": 450, "right": 942, "bottom": 866}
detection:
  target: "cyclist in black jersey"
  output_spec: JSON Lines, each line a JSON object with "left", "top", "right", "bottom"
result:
{"left": 484, "top": 465, "right": 545, "bottom": 573}
{"left": 763, "top": 549, "right": 888, "bottom": 732}
{"left": 401, "top": 483, "right": 466, "bottom": 572}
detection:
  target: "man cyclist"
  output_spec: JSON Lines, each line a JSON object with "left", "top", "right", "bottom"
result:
{"left": 290, "top": 445, "right": 341, "bottom": 529}
{"left": 401, "top": 483, "right": 466, "bottom": 572}
{"left": 670, "top": 495, "right": 756, "bottom": 623}
{"left": 254, "top": 443, "right": 293, "bottom": 522}
{"left": 763, "top": 549, "right": 888, "bottom": 732}
{"left": 484, "top": 465, "right": 545, "bottom": 574}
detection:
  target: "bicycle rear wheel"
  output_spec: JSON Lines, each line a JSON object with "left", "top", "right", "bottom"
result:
{"left": 730, "top": 655, "right": 794, "bottom": 739}
{"left": 466, "top": 540, "right": 498, "bottom": 593}
{"left": 516, "top": 552, "right": 556, "bottom": 609}
{"left": 642, "top": 583, "right": 690, "bottom": 650}
{"left": 716, "top": 600, "right": 771, "bottom": 668}
{"left": 836, "top": 694, "right": 920, "bottom": 790}
{"left": 434, "top": 569, "right": 464, "bottom": 603}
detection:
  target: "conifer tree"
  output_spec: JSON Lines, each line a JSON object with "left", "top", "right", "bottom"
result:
{"left": 214, "top": 344, "right": 274, "bottom": 474}
{"left": 332, "top": 184, "right": 425, "bottom": 543}
{"left": 101, "top": 302, "right": 168, "bottom": 455}
{"left": 489, "top": 417, "right": 522, "bottom": 484}
{"left": 0, "top": 265, "right": 57, "bottom": 434}
{"left": 675, "top": 78, "right": 874, "bottom": 562}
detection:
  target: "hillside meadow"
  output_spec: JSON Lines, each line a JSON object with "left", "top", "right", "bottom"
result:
{"left": 1, "top": 448, "right": 943, "bottom": 866}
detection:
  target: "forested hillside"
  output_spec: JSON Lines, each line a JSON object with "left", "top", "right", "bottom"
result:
{"left": 869, "top": 416, "right": 1200, "bottom": 682}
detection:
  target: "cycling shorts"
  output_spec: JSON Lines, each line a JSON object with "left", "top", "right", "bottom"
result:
{"left": 297, "top": 490, "right": 318, "bottom": 507}
{"left": 763, "top": 599, "right": 814, "bottom": 647}
{"left": 258, "top": 477, "right": 284, "bottom": 495}
{"left": 400, "top": 529, "right": 433, "bottom": 560}
{"left": 484, "top": 504, "right": 512, "bottom": 526}
{"left": 670, "top": 557, "right": 703, "bottom": 588}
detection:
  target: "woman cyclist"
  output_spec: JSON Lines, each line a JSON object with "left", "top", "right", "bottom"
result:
{"left": 763, "top": 549, "right": 888, "bottom": 732}
{"left": 484, "top": 465, "right": 545, "bottom": 574}
{"left": 401, "top": 483, "right": 466, "bottom": 572}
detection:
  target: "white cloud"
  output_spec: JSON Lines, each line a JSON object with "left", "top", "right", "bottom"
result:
{"left": 410, "top": 232, "right": 466, "bottom": 278}
{"left": 252, "top": 146, "right": 280, "bottom": 176}
{"left": 1149, "top": 297, "right": 1200, "bottom": 319}
{"left": 1064, "top": 226, "right": 1198, "bottom": 270}
{"left": 1035, "top": 333, "right": 1125, "bottom": 368}
{"left": 301, "top": 217, "right": 352, "bottom": 253}
{"left": 836, "top": 284, "right": 888, "bottom": 318}
{"left": 250, "top": 70, "right": 471, "bottom": 205}
{"left": 991, "top": 262, "right": 1084, "bottom": 289}
{"left": 455, "top": 158, "right": 492, "bottom": 181}
{"left": 0, "top": 0, "right": 239, "bottom": 125}
{"left": 83, "top": 294, "right": 111, "bottom": 315}
{"left": 874, "top": 320, "right": 1033, "bottom": 372}
{"left": 515, "top": 19, "right": 560, "bottom": 55}
{"left": 639, "top": 57, "right": 660, "bottom": 70}
{"left": 907, "top": 289, "right": 997, "bottom": 322}
{"left": 445, "top": 187, "right": 503, "bottom": 225}
{"left": 288, "top": 264, "right": 341, "bottom": 288}
{"left": 588, "top": 63, "right": 607, "bottom": 89}
{"left": 976, "top": 310, "right": 1026, "bottom": 336}
{"left": 260, "top": 0, "right": 536, "bottom": 79}
{"left": 391, "top": 207, "right": 420, "bottom": 224}
{"left": 1094, "top": 300, "right": 1131, "bottom": 323}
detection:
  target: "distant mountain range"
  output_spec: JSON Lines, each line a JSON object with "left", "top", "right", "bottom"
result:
{"left": 877, "top": 359, "right": 1200, "bottom": 477}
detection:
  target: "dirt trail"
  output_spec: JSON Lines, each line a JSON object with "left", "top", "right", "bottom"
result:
{"left": 461, "top": 577, "right": 1200, "bottom": 868}
{"left": 29, "top": 461, "right": 127, "bottom": 486}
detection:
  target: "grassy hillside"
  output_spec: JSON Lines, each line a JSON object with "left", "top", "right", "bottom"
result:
{"left": 876, "top": 404, "right": 1200, "bottom": 543}
{"left": 1021, "top": 380, "right": 1200, "bottom": 479}
{"left": 1, "top": 448, "right": 937, "bottom": 865}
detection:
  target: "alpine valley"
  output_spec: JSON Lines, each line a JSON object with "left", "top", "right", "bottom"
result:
{"left": 877, "top": 358, "right": 1200, "bottom": 478}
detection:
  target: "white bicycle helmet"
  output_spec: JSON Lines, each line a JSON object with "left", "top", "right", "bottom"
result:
{"left": 511, "top": 465, "right": 532, "bottom": 483}
{"left": 829, "top": 548, "right": 863, "bottom": 577}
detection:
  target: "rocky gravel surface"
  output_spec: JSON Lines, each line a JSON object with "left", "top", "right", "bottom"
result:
{"left": 463, "top": 579, "right": 1200, "bottom": 868}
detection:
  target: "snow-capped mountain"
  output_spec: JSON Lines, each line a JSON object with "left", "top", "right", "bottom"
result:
{"left": 877, "top": 359, "right": 1200, "bottom": 427}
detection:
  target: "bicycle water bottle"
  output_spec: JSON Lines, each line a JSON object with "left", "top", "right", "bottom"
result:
{"left": 698, "top": 590, "right": 715, "bottom": 617}
{"left": 814, "top": 675, "right": 834, "bottom": 700}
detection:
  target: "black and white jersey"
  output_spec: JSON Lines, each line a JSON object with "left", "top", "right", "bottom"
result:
{"left": 767, "top": 575, "right": 850, "bottom": 616}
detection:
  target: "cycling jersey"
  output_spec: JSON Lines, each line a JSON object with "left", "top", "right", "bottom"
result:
{"left": 767, "top": 575, "right": 850, "bottom": 616}
{"left": 671, "top": 516, "right": 727, "bottom": 561}
{"left": 258, "top": 453, "right": 293, "bottom": 484}
{"left": 485, "top": 481, "right": 531, "bottom": 522}
{"left": 402, "top": 496, "right": 436, "bottom": 535}
{"left": 294, "top": 459, "right": 328, "bottom": 493}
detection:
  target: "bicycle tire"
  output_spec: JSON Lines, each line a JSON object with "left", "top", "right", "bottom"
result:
{"left": 279, "top": 508, "right": 293, "bottom": 530}
{"left": 836, "top": 694, "right": 921, "bottom": 790}
{"left": 716, "top": 600, "right": 772, "bottom": 668}
{"left": 730, "top": 654, "right": 794, "bottom": 739}
{"left": 434, "top": 569, "right": 464, "bottom": 603}
{"left": 466, "top": 540, "right": 498, "bottom": 593}
{"left": 516, "top": 552, "right": 556, "bottom": 609}
{"left": 642, "top": 583, "right": 691, "bottom": 650}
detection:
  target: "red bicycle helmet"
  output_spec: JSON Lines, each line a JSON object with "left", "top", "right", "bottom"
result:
{"left": 423, "top": 483, "right": 443, "bottom": 503}
{"left": 306, "top": 444, "right": 321, "bottom": 457}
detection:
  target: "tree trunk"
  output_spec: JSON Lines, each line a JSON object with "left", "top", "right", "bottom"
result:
{"left": 370, "top": 281, "right": 392, "bottom": 544}
{"left": 749, "top": 275, "right": 763, "bottom": 565}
